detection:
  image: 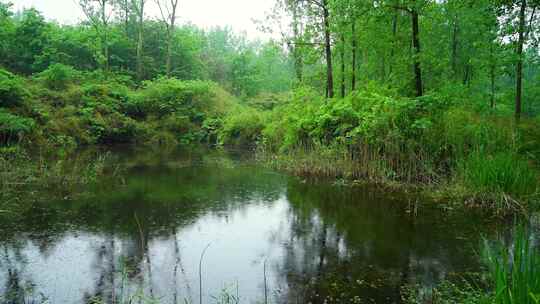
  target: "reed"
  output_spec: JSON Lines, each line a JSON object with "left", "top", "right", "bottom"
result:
{"left": 483, "top": 226, "right": 540, "bottom": 304}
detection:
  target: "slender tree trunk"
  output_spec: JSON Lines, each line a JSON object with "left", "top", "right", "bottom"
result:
{"left": 165, "top": 30, "right": 172, "bottom": 76}
{"left": 351, "top": 21, "right": 357, "bottom": 91}
{"left": 490, "top": 65, "right": 496, "bottom": 108}
{"left": 381, "top": 55, "right": 386, "bottom": 81}
{"left": 515, "top": 0, "right": 527, "bottom": 120}
{"left": 165, "top": 0, "right": 178, "bottom": 77}
{"left": 389, "top": 9, "right": 398, "bottom": 76}
{"left": 124, "top": 0, "right": 129, "bottom": 35}
{"left": 451, "top": 18, "right": 458, "bottom": 79}
{"left": 136, "top": 0, "right": 144, "bottom": 81}
{"left": 104, "top": 32, "right": 109, "bottom": 72}
{"left": 340, "top": 33, "right": 346, "bottom": 98}
{"left": 411, "top": 6, "right": 423, "bottom": 97}
{"left": 322, "top": 0, "right": 334, "bottom": 98}
{"left": 137, "top": 25, "right": 143, "bottom": 80}
{"left": 292, "top": 4, "right": 303, "bottom": 82}
{"left": 101, "top": 0, "right": 109, "bottom": 73}
{"left": 294, "top": 48, "right": 304, "bottom": 83}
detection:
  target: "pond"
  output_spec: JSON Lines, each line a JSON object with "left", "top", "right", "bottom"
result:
{"left": 0, "top": 148, "right": 506, "bottom": 304}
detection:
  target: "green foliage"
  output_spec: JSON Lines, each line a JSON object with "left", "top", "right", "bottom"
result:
{"left": 261, "top": 86, "right": 324, "bottom": 152}
{"left": 0, "top": 69, "right": 28, "bottom": 107}
{"left": 403, "top": 280, "right": 493, "bottom": 304}
{"left": 459, "top": 152, "right": 538, "bottom": 199}
{"left": 219, "top": 106, "right": 265, "bottom": 146}
{"left": 0, "top": 72, "right": 243, "bottom": 148}
{"left": 0, "top": 109, "right": 35, "bottom": 144}
{"left": 258, "top": 84, "right": 540, "bottom": 208}
{"left": 483, "top": 227, "right": 540, "bottom": 304}
{"left": 36, "top": 63, "right": 81, "bottom": 89}
{"left": 518, "top": 117, "right": 540, "bottom": 163}
{"left": 405, "top": 227, "right": 540, "bottom": 304}
{"left": 129, "top": 78, "right": 213, "bottom": 118}
{"left": 437, "top": 107, "right": 514, "bottom": 159}
{"left": 0, "top": 3, "right": 292, "bottom": 97}
{"left": 261, "top": 85, "right": 447, "bottom": 152}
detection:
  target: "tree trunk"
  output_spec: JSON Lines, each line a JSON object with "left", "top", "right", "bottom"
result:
{"left": 322, "top": 0, "right": 334, "bottom": 98}
{"left": 411, "top": 7, "right": 423, "bottom": 97}
{"left": 451, "top": 18, "right": 458, "bottom": 79}
{"left": 463, "top": 63, "right": 472, "bottom": 86}
{"left": 351, "top": 21, "right": 357, "bottom": 91}
{"left": 292, "top": 4, "right": 303, "bottom": 82}
{"left": 165, "top": 0, "right": 178, "bottom": 77}
{"left": 389, "top": 9, "right": 398, "bottom": 76}
{"left": 136, "top": 0, "right": 144, "bottom": 81}
{"left": 340, "top": 33, "right": 346, "bottom": 98}
{"left": 490, "top": 65, "right": 496, "bottom": 108}
{"left": 101, "top": 0, "right": 109, "bottom": 73}
{"left": 166, "top": 30, "right": 172, "bottom": 76}
{"left": 124, "top": 0, "right": 129, "bottom": 35}
{"left": 515, "top": 0, "right": 527, "bottom": 120}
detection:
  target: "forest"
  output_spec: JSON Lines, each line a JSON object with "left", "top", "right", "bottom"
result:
{"left": 1, "top": 0, "right": 540, "bottom": 303}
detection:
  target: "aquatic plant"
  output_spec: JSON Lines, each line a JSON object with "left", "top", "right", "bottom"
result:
{"left": 483, "top": 227, "right": 540, "bottom": 304}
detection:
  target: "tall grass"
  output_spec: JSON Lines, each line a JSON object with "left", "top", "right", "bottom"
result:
{"left": 483, "top": 227, "right": 540, "bottom": 304}
{"left": 460, "top": 152, "right": 537, "bottom": 197}
{"left": 457, "top": 151, "right": 538, "bottom": 212}
{"left": 404, "top": 227, "right": 540, "bottom": 304}
{"left": 259, "top": 142, "right": 439, "bottom": 185}
{"left": 0, "top": 147, "right": 123, "bottom": 209}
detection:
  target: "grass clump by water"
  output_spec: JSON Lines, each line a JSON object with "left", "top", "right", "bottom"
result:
{"left": 405, "top": 226, "right": 540, "bottom": 304}
{"left": 483, "top": 227, "right": 540, "bottom": 304}
{"left": 0, "top": 146, "right": 123, "bottom": 210}
{"left": 457, "top": 152, "right": 538, "bottom": 211}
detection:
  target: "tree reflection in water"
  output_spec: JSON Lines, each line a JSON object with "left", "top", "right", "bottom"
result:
{"left": 0, "top": 149, "right": 506, "bottom": 304}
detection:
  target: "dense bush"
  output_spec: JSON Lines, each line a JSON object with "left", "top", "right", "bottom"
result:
{"left": 257, "top": 85, "right": 540, "bottom": 205}
{"left": 0, "top": 69, "right": 28, "bottom": 107}
{"left": 219, "top": 106, "right": 265, "bottom": 146}
{"left": 260, "top": 86, "right": 449, "bottom": 153}
{"left": 0, "top": 109, "right": 35, "bottom": 144}
{"left": 130, "top": 78, "right": 214, "bottom": 118}
{"left": 36, "top": 63, "right": 81, "bottom": 90}
{"left": 437, "top": 107, "right": 514, "bottom": 158}
{"left": 0, "top": 73, "right": 241, "bottom": 148}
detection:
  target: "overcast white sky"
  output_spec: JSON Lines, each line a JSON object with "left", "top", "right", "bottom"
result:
{"left": 12, "top": 0, "right": 277, "bottom": 40}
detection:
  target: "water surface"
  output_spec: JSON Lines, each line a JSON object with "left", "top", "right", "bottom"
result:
{"left": 0, "top": 148, "right": 504, "bottom": 303}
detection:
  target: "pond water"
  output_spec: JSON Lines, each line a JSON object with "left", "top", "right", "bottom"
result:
{"left": 0, "top": 148, "right": 506, "bottom": 304}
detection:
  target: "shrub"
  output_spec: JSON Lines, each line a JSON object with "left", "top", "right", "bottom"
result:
{"left": 0, "top": 69, "right": 28, "bottom": 107}
{"left": 36, "top": 63, "right": 81, "bottom": 90}
{"left": 437, "top": 107, "right": 513, "bottom": 159}
{"left": 201, "top": 117, "right": 222, "bottom": 144}
{"left": 219, "top": 107, "right": 265, "bottom": 146}
{"left": 90, "top": 111, "right": 140, "bottom": 144}
{"left": 247, "top": 92, "right": 287, "bottom": 110}
{"left": 0, "top": 110, "right": 35, "bottom": 144}
{"left": 81, "top": 82, "right": 130, "bottom": 111}
{"left": 261, "top": 87, "right": 324, "bottom": 152}
{"left": 131, "top": 78, "right": 213, "bottom": 118}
